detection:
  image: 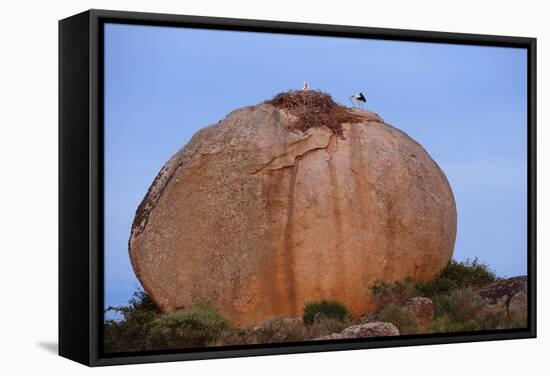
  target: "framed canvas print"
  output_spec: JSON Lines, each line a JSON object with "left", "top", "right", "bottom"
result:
{"left": 59, "top": 9, "right": 537, "bottom": 366}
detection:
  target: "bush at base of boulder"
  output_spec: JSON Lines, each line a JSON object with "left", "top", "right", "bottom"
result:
{"left": 369, "top": 278, "right": 418, "bottom": 307}
{"left": 147, "top": 302, "right": 230, "bottom": 350}
{"left": 418, "top": 258, "right": 497, "bottom": 297}
{"left": 302, "top": 300, "right": 351, "bottom": 325}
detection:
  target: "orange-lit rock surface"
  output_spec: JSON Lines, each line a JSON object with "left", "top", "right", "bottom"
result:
{"left": 129, "top": 92, "right": 457, "bottom": 326}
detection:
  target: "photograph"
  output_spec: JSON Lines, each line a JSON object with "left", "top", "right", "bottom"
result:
{"left": 101, "top": 21, "right": 529, "bottom": 354}
{"left": 1, "top": 0, "right": 547, "bottom": 374}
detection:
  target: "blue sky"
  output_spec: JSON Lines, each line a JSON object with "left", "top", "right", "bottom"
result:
{"left": 104, "top": 23, "right": 527, "bottom": 310}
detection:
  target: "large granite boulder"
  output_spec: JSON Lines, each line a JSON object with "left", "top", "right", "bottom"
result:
{"left": 129, "top": 91, "right": 457, "bottom": 325}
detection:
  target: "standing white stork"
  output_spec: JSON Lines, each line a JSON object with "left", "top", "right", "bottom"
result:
{"left": 349, "top": 92, "right": 367, "bottom": 108}
{"left": 302, "top": 82, "right": 309, "bottom": 92}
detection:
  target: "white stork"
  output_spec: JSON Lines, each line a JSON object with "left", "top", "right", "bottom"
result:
{"left": 302, "top": 82, "right": 309, "bottom": 92}
{"left": 350, "top": 92, "right": 366, "bottom": 108}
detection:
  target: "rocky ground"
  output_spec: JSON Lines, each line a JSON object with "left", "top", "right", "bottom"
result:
{"left": 224, "top": 276, "right": 528, "bottom": 344}
{"left": 104, "top": 269, "right": 529, "bottom": 352}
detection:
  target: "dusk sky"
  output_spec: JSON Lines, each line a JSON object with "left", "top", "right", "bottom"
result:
{"left": 104, "top": 23, "right": 527, "bottom": 311}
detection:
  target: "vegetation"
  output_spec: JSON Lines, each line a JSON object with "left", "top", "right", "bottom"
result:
{"left": 379, "top": 303, "right": 419, "bottom": 335}
{"left": 104, "top": 289, "right": 160, "bottom": 353}
{"left": 369, "top": 258, "right": 497, "bottom": 306}
{"left": 302, "top": 299, "right": 352, "bottom": 325}
{"left": 417, "top": 258, "right": 497, "bottom": 297}
{"left": 447, "top": 288, "right": 485, "bottom": 322}
{"left": 428, "top": 287, "right": 527, "bottom": 333}
{"left": 104, "top": 293, "right": 229, "bottom": 352}
{"left": 104, "top": 259, "right": 524, "bottom": 352}
{"left": 252, "top": 317, "right": 309, "bottom": 344}
{"left": 369, "top": 277, "right": 418, "bottom": 306}
{"left": 368, "top": 259, "right": 525, "bottom": 334}
{"left": 147, "top": 302, "right": 231, "bottom": 350}
{"left": 104, "top": 294, "right": 355, "bottom": 351}
{"left": 310, "top": 316, "right": 353, "bottom": 338}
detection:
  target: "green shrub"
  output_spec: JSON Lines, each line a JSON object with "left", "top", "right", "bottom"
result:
{"left": 104, "top": 310, "right": 158, "bottom": 353}
{"left": 431, "top": 294, "right": 451, "bottom": 318}
{"left": 104, "top": 289, "right": 160, "bottom": 353}
{"left": 147, "top": 302, "right": 231, "bottom": 350}
{"left": 448, "top": 288, "right": 484, "bottom": 322}
{"left": 417, "top": 277, "right": 459, "bottom": 298}
{"left": 369, "top": 277, "right": 419, "bottom": 307}
{"left": 418, "top": 259, "right": 496, "bottom": 297}
{"left": 105, "top": 289, "right": 160, "bottom": 319}
{"left": 443, "top": 258, "right": 496, "bottom": 286}
{"left": 302, "top": 300, "right": 351, "bottom": 325}
{"left": 379, "top": 303, "right": 419, "bottom": 335}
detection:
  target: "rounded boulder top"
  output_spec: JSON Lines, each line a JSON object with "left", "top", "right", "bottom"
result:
{"left": 129, "top": 90, "right": 457, "bottom": 326}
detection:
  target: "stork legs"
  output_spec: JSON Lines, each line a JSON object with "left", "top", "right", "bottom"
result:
{"left": 349, "top": 98, "right": 365, "bottom": 109}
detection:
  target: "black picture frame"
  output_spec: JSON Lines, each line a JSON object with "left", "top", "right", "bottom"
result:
{"left": 59, "top": 9, "right": 537, "bottom": 367}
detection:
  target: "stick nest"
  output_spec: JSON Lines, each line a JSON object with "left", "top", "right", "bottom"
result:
{"left": 265, "top": 90, "right": 362, "bottom": 138}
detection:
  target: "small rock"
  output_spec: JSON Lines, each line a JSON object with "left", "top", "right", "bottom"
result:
{"left": 509, "top": 291, "right": 527, "bottom": 314}
{"left": 340, "top": 322, "right": 400, "bottom": 338}
{"left": 402, "top": 297, "right": 434, "bottom": 328}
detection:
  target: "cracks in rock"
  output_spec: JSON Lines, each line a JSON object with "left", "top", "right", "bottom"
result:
{"left": 375, "top": 144, "right": 387, "bottom": 153}
{"left": 281, "top": 159, "right": 299, "bottom": 314}
{"left": 250, "top": 132, "right": 335, "bottom": 175}
{"left": 249, "top": 155, "right": 280, "bottom": 175}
